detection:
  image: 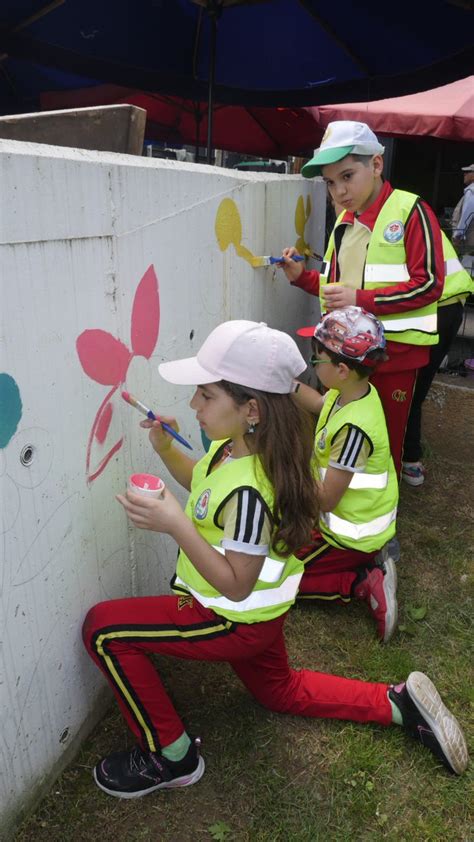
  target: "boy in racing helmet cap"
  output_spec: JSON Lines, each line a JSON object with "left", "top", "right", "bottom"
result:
{"left": 293, "top": 306, "right": 399, "bottom": 643}
{"left": 314, "top": 306, "right": 386, "bottom": 366}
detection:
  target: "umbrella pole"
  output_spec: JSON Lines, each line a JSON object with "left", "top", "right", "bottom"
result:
{"left": 194, "top": 104, "right": 203, "bottom": 162}
{"left": 206, "top": 5, "right": 219, "bottom": 165}
{"left": 432, "top": 143, "right": 442, "bottom": 211}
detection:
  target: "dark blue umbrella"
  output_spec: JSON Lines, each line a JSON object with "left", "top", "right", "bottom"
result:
{"left": 1, "top": 0, "right": 473, "bottom": 161}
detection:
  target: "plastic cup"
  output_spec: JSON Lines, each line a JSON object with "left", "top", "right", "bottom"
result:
{"left": 128, "top": 473, "right": 165, "bottom": 499}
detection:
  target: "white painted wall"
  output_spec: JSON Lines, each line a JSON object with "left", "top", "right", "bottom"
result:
{"left": 0, "top": 140, "right": 325, "bottom": 832}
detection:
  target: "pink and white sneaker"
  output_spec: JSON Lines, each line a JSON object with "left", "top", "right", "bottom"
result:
{"left": 354, "top": 558, "right": 398, "bottom": 643}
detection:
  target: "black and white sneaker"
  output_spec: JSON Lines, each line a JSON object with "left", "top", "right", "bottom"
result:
{"left": 93, "top": 738, "right": 205, "bottom": 798}
{"left": 389, "top": 672, "right": 468, "bottom": 775}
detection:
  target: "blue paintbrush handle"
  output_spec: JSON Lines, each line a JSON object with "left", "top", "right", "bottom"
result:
{"left": 147, "top": 409, "right": 193, "bottom": 451}
{"left": 269, "top": 255, "right": 305, "bottom": 264}
{"left": 160, "top": 421, "right": 193, "bottom": 451}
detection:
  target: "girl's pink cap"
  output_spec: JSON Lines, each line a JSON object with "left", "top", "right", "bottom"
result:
{"left": 158, "top": 320, "right": 306, "bottom": 394}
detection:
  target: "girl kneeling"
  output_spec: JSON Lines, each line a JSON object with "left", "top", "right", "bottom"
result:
{"left": 83, "top": 320, "right": 467, "bottom": 798}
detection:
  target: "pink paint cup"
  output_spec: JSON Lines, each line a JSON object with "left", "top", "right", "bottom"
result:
{"left": 128, "top": 473, "right": 165, "bottom": 499}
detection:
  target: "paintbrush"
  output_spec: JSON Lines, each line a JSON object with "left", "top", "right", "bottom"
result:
{"left": 251, "top": 254, "right": 305, "bottom": 267}
{"left": 121, "top": 391, "right": 193, "bottom": 450}
{"left": 303, "top": 247, "right": 324, "bottom": 261}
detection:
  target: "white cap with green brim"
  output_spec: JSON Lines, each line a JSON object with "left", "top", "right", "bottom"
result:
{"left": 302, "top": 121, "right": 385, "bottom": 178}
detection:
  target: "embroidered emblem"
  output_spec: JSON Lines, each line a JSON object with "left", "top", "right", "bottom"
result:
{"left": 177, "top": 595, "right": 194, "bottom": 610}
{"left": 194, "top": 488, "right": 211, "bottom": 520}
{"left": 317, "top": 427, "right": 327, "bottom": 450}
{"left": 383, "top": 220, "right": 404, "bottom": 243}
{"left": 392, "top": 389, "right": 407, "bottom": 402}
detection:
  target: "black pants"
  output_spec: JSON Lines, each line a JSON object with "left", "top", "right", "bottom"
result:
{"left": 403, "top": 302, "right": 464, "bottom": 463}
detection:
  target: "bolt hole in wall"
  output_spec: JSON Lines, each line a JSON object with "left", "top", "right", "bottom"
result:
{"left": 20, "top": 444, "right": 35, "bottom": 466}
{"left": 58, "top": 728, "right": 70, "bottom": 744}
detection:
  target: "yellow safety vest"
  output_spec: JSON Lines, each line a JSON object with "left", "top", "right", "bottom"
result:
{"left": 320, "top": 189, "right": 443, "bottom": 345}
{"left": 439, "top": 233, "right": 474, "bottom": 305}
{"left": 173, "top": 440, "right": 304, "bottom": 623}
{"left": 315, "top": 385, "right": 398, "bottom": 553}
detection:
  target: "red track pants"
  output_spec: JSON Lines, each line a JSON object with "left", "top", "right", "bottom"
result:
{"left": 296, "top": 532, "right": 376, "bottom": 603}
{"left": 370, "top": 369, "right": 417, "bottom": 478}
{"left": 83, "top": 594, "right": 391, "bottom": 753}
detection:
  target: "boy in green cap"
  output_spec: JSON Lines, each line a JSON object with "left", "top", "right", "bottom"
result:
{"left": 281, "top": 120, "right": 471, "bottom": 484}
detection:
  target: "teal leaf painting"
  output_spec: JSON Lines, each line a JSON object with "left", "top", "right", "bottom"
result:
{"left": 0, "top": 374, "right": 22, "bottom": 449}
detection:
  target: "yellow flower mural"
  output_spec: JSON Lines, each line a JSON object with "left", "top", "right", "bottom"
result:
{"left": 215, "top": 195, "right": 315, "bottom": 266}
{"left": 294, "top": 194, "right": 313, "bottom": 257}
{"left": 215, "top": 198, "right": 256, "bottom": 266}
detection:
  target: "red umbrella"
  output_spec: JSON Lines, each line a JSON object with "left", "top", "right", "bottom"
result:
{"left": 41, "top": 84, "right": 323, "bottom": 158}
{"left": 307, "top": 76, "right": 474, "bottom": 142}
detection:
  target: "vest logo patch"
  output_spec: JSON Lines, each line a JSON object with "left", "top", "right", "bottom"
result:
{"left": 177, "top": 595, "right": 194, "bottom": 610}
{"left": 383, "top": 220, "right": 404, "bottom": 243}
{"left": 194, "top": 488, "right": 211, "bottom": 520}
{"left": 317, "top": 427, "right": 327, "bottom": 451}
{"left": 392, "top": 389, "right": 407, "bottom": 402}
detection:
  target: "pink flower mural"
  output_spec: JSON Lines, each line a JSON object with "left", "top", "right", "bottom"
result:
{"left": 76, "top": 265, "right": 160, "bottom": 483}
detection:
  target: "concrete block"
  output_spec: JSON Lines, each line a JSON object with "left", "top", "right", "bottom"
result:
{"left": 0, "top": 104, "right": 146, "bottom": 155}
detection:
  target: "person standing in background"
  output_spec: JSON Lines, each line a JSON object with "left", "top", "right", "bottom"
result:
{"left": 402, "top": 172, "right": 474, "bottom": 486}
{"left": 452, "top": 164, "right": 474, "bottom": 274}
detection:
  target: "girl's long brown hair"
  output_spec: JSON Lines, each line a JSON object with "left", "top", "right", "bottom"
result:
{"left": 219, "top": 381, "right": 318, "bottom": 557}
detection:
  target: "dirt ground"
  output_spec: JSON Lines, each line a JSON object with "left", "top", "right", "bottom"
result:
{"left": 424, "top": 377, "right": 474, "bottom": 461}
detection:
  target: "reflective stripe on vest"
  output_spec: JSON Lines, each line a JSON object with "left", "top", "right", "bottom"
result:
{"left": 173, "top": 572, "right": 302, "bottom": 613}
{"left": 380, "top": 313, "right": 438, "bottom": 333}
{"left": 364, "top": 263, "right": 410, "bottom": 284}
{"left": 319, "top": 466, "right": 388, "bottom": 490}
{"left": 445, "top": 256, "right": 464, "bottom": 275}
{"left": 321, "top": 507, "right": 397, "bottom": 540}
{"left": 213, "top": 544, "right": 285, "bottom": 584}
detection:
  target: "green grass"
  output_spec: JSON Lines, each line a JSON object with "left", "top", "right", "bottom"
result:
{"left": 14, "top": 402, "right": 474, "bottom": 842}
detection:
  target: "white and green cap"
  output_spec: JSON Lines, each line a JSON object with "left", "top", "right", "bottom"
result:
{"left": 302, "top": 121, "right": 385, "bottom": 178}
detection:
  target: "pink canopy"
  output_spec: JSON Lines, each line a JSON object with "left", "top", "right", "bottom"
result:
{"left": 309, "top": 76, "right": 474, "bottom": 142}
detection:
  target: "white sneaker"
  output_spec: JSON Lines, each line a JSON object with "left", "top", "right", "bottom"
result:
{"left": 402, "top": 461, "right": 425, "bottom": 487}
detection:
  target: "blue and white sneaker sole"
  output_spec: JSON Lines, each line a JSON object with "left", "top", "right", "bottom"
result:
{"left": 93, "top": 755, "right": 206, "bottom": 799}
{"left": 382, "top": 556, "right": 398, "bottom": 644}
{"left": 406, "top": 672, "right": 469, "bottom": 775}
{"left": 401, "top": 471, "right": 425, "bottom": 487}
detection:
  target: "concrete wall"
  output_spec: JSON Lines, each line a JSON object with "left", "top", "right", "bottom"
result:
{"left": 0, "top": 139, "right": 325, "bottom": 833}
